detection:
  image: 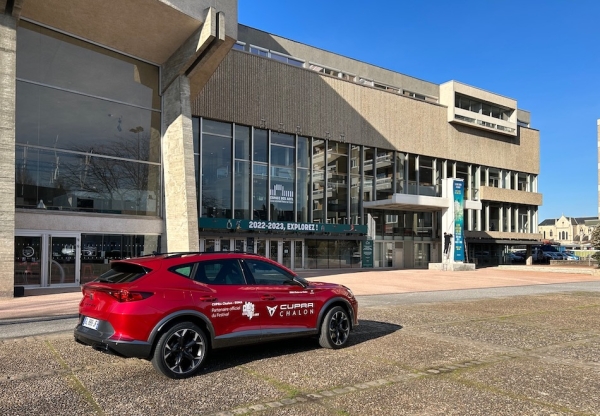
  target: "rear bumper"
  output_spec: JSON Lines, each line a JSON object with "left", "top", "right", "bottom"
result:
{"left": 74, "top": 325, "right": 152, "bottom": 359}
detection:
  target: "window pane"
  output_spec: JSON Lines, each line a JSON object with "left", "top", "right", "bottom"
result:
{"left": 202, "top": 119, "right": 232, "bottom": 137}
{"left": 235, "top": 125, "right": 251, "bottom": 160}
{"left": 234, "top": 160, "right": 250, "bottom": 219}
{"left": 17, "top": 22, "right": 160, "bottom": 109}
{"left": 16, "top": 82, "right": 160, "bottom": 162}
{"left": 253, "top": 129, "right": 268, "bottom": 163}
{"left": 297, "top": 136, "right": 309, "bottom": 168}
{"left": 296, "top": 168, "right": 309, "bottom": 222}
{"left": 271, "top": 146, "right": 294, "bottom": 167}
{"left": 253, "top": 163, "right": 268, "bottom": 220}
{"left": 16, "top": 146, "right": 160, "bottom": 215}
{"left": 201, "top": 134, "right": 232, "bottom": 218}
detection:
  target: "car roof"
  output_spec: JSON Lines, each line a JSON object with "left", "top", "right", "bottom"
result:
{"left": 112, "top": 251, "right": 294, "bottom": 273}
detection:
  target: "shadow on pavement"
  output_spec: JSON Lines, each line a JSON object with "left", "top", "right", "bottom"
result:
{"left": 203, "top": 319, "right": 402, "bottom": 374}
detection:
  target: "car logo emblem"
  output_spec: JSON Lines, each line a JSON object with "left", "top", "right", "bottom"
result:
{"left": 89, "top": 294, "right": 93, "bottom": 300}
{"left": 267, "top": 305, "right": 277, "bottom": 317}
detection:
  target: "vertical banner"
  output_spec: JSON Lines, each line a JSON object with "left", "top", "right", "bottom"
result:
{"left": 362, "top": 239, "right": 374, "bottom": 268}
{"left": 453, "top": 180, "right": 465, "bottom": 262}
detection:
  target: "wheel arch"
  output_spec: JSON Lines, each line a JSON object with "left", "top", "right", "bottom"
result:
{"left": 317, "top": 298, "right": 355, "bottom": 333}
{"left": 147, "top": 310, "right": 215, "bottom": 352}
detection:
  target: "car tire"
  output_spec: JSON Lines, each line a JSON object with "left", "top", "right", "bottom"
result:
{"left": 151, "top": 322, "right": 208, "bottom": 379}
{"left": 319, "top": 306, "right": 351, "bottom": 349}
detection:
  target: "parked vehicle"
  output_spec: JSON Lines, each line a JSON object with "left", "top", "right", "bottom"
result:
{"left": 74, "top": 252, "right": 358, "bottom": 379}
{"left": 563, "top": 252, "right": 580, "bottom": 261}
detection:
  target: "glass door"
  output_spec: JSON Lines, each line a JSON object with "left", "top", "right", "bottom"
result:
{"left": 49, "top": 235, "right": 80, "bottom": 285}
{"left": 414, "top": 242, "right": 430, "bottom": 269}
{"left": 14, "top": 235, "right": 43, "bottom": 286}
{"left": 282, "top": 240, "right": 292, "bottom": 269}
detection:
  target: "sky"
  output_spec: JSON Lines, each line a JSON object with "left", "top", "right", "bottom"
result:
{"left": 238, "top": 0, "right": 600, "bottom": 222}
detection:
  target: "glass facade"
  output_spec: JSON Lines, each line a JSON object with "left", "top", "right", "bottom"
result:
{"left": 15, "top": 22, "right": 161, "bottom": 215}
{"left": 193, "top": 117, "right": 538, "bottom": 269}
{"left": 12, "top": 21, "right": 162, "bottom": 289}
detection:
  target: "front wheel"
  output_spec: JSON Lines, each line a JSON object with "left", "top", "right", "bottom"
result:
{"left": 152, "top": 322, "right": 208, "bottom": 379}
{"left": 319, "top": 306, "right": 351, "bottom": 349}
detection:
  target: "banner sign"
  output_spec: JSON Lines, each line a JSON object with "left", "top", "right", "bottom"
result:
{"left": 453, "top": 180, "right": 465, "bottom": 261}
{"left": 199, "top": 218, "right": 367, "bottom": 234}
{"left": 362, "top": 239, "right": 374, "bottom": 268}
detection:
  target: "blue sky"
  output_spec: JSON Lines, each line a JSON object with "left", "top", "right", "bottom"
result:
{"left": 239, "top": 0, "right": 600, "bottom": 222}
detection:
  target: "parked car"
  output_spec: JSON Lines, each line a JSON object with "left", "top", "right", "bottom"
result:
{"left": 563, "top": 252, "right": 580, "bottom": 261}
{"left": 507, "top": 252, "right": 524, "bottom": 263}
{"left": 74, "top": 252, "right": 358, "bottom": 379}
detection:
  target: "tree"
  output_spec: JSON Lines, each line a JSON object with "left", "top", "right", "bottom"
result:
{"left": 590, "top": 226, "right": 600, "bottom": 266}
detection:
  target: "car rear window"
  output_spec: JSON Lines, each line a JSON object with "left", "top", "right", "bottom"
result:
{"left": 96, "top": 263, "right": 150, "bottom": 283}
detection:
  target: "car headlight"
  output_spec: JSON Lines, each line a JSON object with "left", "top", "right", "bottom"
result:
{"left": 343, "top": 286, "right": 354, "bottom": 298}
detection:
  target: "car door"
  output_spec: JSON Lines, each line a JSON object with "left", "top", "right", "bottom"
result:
{"left": 241, "top": 258, "right": 321, "bottom": 337}
{"left": 188, "top": 259, "right": 262, "bottom": 346}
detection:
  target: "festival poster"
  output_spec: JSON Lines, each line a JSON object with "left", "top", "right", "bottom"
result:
{"left": 453, "top": 180, "right": 465, "bottom": 262}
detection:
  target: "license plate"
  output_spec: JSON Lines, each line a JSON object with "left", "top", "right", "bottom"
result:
{"left": 82, "top": 316, "right": 100, "bottom": 330}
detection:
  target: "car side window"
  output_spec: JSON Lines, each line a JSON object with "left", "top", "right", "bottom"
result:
{"left": 170, "top": 264, "right": 194, "bottom": 278}
{"left": 194, "top": 259, "right": 245, "bottom": 285}
{"left": 245, "top": 259, "right": 294, "bottom": 285}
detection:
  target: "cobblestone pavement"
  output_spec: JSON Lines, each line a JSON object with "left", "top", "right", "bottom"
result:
{"left": 1, "top": 290, "right": 599, "bottom": 415}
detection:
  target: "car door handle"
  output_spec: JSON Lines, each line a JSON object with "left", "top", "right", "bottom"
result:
{"left": 198, "top": 296, "right": 217, "bottom": 302}
{"left": 261, "top": 294, "right": 275, "bottom": 301}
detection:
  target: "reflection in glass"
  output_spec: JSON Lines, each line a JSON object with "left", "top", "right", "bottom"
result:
{"left": 253, "top": 129, "right": 268, "bottom": 163}
{"left": 50, "top": 236, "right": 77, "bottom": 284}
{"left": 375, "top": 150, "right": 393, "bottom": 200}
{"left": 297, "top": 136, "right": 309, "bottom": 168}
{"left": 17, "top": 22, "right": 160, "bottom": 109}
{"left": 201, "top": 133, "right": 232, "bottom": 218}
{"left": 253, "top": 163, "right": 268, "bottom": 220}
{"left": 15, "top": 146, "right": 160, "bottom": 215}
{"left": 363, "top": 147, "right": 374, "bottom": 202}
{"left": 296, "top": 169, "right": 309, "bottom": 222}
{"left": 16, "top": 82, "right": 161, "bottom": 162}
{"left": 14, "top": 236, "right": 42, "bottom": 286}
{"left": 312, "top": 140, "right": 326, "bottom": 223}
{"left": 234, "top": 160, "right": 250, "bottom": 219}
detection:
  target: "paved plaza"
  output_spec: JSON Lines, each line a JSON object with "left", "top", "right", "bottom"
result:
{"left": 0, "top": 267, "right": 599, "bottom": 415}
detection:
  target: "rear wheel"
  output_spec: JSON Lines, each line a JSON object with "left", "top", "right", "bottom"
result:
{"left": 319, "top": 306, "right": 351, "bottom": 349}
{"left": 152, "top": 322, "right": 208, "bottom": 379}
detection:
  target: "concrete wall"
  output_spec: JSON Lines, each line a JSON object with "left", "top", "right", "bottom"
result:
{"left": 192, "top": 51, "right": 541, "bottom": 175}
{"left": 237, "top": 25, "right": 439, "bottom": 98}
{"left": 0, "top": 12, "right": 17, "bottom": 298}
{"left": 479, "top": 186, "right": 543, "bottom": 206}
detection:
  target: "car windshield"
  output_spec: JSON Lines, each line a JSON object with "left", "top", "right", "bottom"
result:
{"left": 96, "top": 262, "right": 150, "bottom": 283}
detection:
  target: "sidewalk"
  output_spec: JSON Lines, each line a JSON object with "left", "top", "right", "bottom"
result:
{"left": 1, "top": 267, "right": 598, "bottom": 322}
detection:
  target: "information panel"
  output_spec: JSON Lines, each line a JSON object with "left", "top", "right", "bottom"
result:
{"left": 198, "top": 218, "right": 367, "bottom": 234}
{"left": 453, "top": 180, "right": 465, "bottom": 262}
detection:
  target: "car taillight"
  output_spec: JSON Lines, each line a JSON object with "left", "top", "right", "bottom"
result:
{"left": 107, "top": 290, "right": 153, "bottom": 302}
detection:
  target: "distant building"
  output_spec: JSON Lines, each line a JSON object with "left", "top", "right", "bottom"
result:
{"left": 538, "top": 216, "right": 596, "bottom": 246}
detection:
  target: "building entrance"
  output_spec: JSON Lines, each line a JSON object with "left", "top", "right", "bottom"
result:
{"left": 15, "top": 232, "right": 81, "bottom": 287}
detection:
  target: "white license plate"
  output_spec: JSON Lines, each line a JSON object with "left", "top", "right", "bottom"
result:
{"left": 82, "top": 316, "right": 100, "bottom": 330}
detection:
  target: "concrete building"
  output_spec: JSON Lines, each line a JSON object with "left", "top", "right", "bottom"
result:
{"left": 1, "top": 0, "right": 542, "bottom": 298}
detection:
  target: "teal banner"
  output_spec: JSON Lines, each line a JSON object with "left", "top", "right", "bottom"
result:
{"left": 362, "top": 239, "right": 374, "bottom": 268}
{"left": 453, "top": 180, "right": 465, "bottom": 261}
{"left": 199, "top": 218, "right": 367, "bottom": 234}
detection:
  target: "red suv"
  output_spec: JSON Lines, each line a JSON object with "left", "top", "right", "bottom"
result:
{"left": 74, "top": 252, "right": 358, "bottom": 379}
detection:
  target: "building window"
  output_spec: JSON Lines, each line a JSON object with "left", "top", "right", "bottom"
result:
{"left": 15, "top": 22, "right": 161, "bottom": 215}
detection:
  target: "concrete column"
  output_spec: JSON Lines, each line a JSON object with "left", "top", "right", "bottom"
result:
{"left": 0, "top": 13, "right": 17, "bottom": 298}
{"left": 161, "top": 75, "right": 199, "bottom": 252}
{"left": 485, "top": 204, "right": 490, "bottom": 232}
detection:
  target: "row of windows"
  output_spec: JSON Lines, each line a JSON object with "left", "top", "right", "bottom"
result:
{"left": 455, "top": 94, "right": 513, "bottom": 121}
{"left": 194, "top": 118, "right": 537, "bottom": 229}
{"left": 234, "top": 42, "right": 438, "bottom": 104}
